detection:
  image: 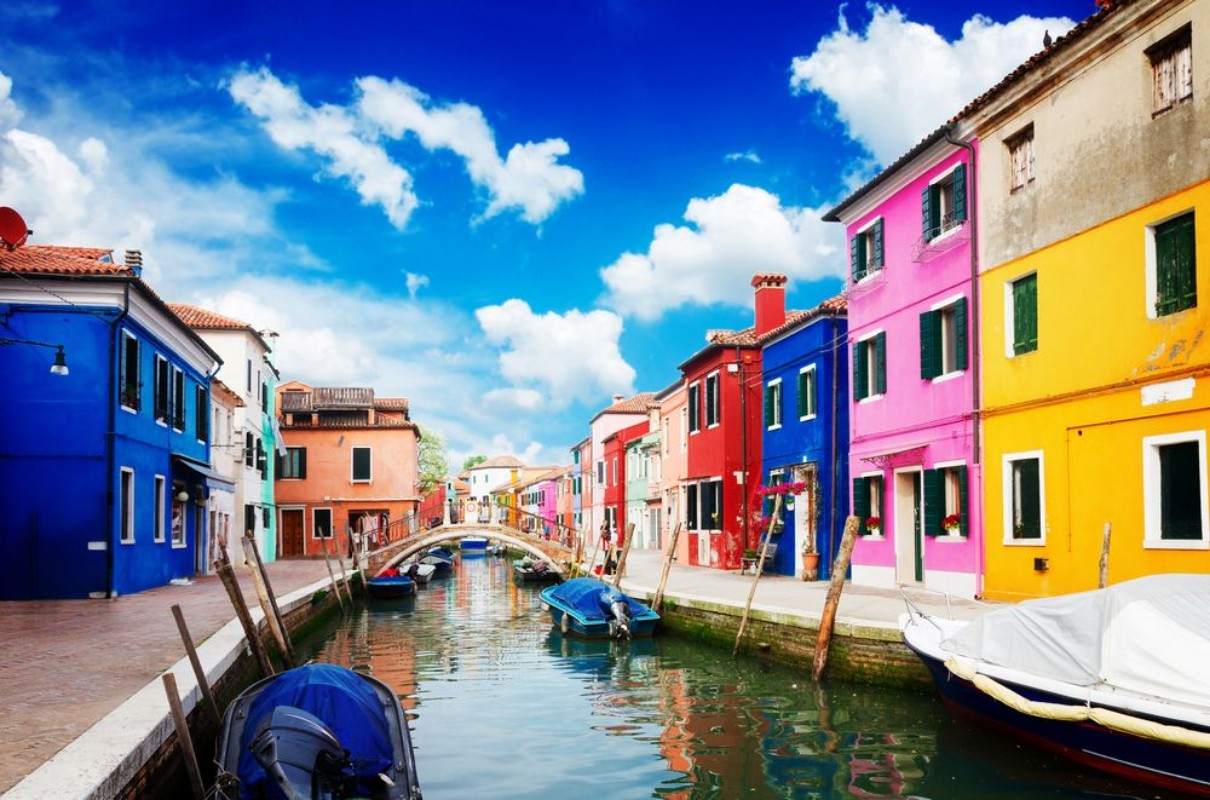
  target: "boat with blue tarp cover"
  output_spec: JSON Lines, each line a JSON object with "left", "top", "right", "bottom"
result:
{"left": 367, "top": 575, "right": 417, "bottom": 598}
{"left": 420, "top": 547, "right": 455, "bottom": 576}
{"left": 539, "top": 576, "right": 658, "bottom": 639}
{"left": 215, "top": 663, "right": 421, "bottom": 799}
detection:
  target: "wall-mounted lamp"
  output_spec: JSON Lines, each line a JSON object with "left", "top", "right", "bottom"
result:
{"left": 176, "top": 490, "right": 190, "bottom": 503}
{"left": 1033, "top": 557, "right": 1049, "bottom": 572}
{"left": 1, "top": 337, "right": 69, "bottom": 376}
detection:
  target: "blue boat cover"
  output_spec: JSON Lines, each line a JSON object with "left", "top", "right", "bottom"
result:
{"left": 427, "top": 547, "right": 454, "bottom": 561}
{"left": 236, "top": 664, "right": 394, "bottom": 797}
{"left": 547, "top": 577, "right": 650, "bottom": 621}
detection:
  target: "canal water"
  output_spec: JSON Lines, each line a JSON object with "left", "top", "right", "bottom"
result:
{"left": 301, "top": 555, "right": 1170, "bottom": 800}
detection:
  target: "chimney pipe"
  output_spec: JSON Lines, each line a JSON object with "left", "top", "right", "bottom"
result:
{"left": 751, "top": 273, "right": 788, "bottom": 337}
{"left": 124, "top": 249, "right": 143, "bottom": 276}
{"left": 612, "top": 394, "right": 625, "bottom": 404}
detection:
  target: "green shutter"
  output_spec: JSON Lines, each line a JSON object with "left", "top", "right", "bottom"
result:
{"left": 957, "top": 466, "right": 969, "bottom": 533}
{"left": 875, "top": 332, "right": 887, "bottom": 395}
{"left": 796, "top": 371, "right": 807, "bottom": 417}
{"left": 1157, "top": 214, "right": 1196, "bottom": 315}
{"left": 853, "top": 477, "right": 869, "bottom": 531}
{"left": 921, "top": 186, "right": 933, "bottom": 241}
{"left": 850, "top": 234, "right": 864, "bottom": 281}
{"left": 1013, "top": 275, "right": 1039, "bottom": 354}
{"left": 299, "top": 448, "right": 307, "bottom": 479}
{"left": 275, "top": 451, "right": 283, "bottom": 480}
{"left": 920, "top": 310, "right": 938, "bottom": 380}
{"left": 955, "top": 297, "right": 968, "bottom": 371}
{"left": 1016, "top": 459, "right": 1041, "bottom": 539}
{"left": 923, "top": 469, "right": 943, "bottom": 536}
{"left": 872, "top": 218, "right": 884, "bottom": 270}
{"left": 764, "top": 384, "right": 774, "bottom": 426}
{"left": 952, "top": 163, "right": 967, "bottom": 223}
{"left": 853, "top": 342, "right": 867, "bottom": 401}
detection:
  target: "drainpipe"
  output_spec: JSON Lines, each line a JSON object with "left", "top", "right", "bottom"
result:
{"left": 944, "top": 124, "right": 980, "bottom": 466}
{"left": 736, "top": 346, "right": 749, "bottom": 552}
{"left": 828, "top": 314, "right": 841, "bottom": 577}
{"left": 105, "top": 283, "right": 132, "bottom": 599}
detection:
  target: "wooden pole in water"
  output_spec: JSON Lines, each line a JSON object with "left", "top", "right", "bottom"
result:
{"left": 320, "top": 539, "right": 348, "bottom": 614}
{"left": 161, "top": 672, "right": 206, "bottom": 800}
{"left": 734, "top": 495, "right": 782, "bottom": 654}
{"left": 241, "top": 538, "right": 291, "bottom": 665}
{"left": 612, "top": 523, "right": 637, "bottom": 588}
{"left": 585, "top": 526, "right": 604, "bottom": 579}
{"left": 170, "top": 604, "right": 222, "bottom": 730}
{"left": 651, "top": 522, "right": 683, "bottom": 614}
{"left": 328, "top": 535, "right": 354, "bottom": 602}
{"left": 812, "top": 515, "right": 860, "bottom": 680}
{"left": 243, "top": 535, "right": 294, "bottom": 662}
{"left": 1098, "top": 522, "right": 1112, "bottom": 589}
{"left": 215, "top": 551, "right": 275, "bottom": 677}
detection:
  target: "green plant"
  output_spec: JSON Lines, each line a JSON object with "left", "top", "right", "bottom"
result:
{"left": 310, "top": 588, "right": 329, "bottom": 605}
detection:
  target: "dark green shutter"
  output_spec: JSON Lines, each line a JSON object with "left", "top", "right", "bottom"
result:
{"left": 1156, "top": 214, "right": 1196, "bottom": 315}
{"left": 952, "top": 164, "right": 967, "bottom": 223}
{"left": 275, "top": 451, "right": 282, "bottom": 480}
{"left": 921, "top": 186, "right": 933, "bottom": 241}
{"left": 796, "top": 371, "right": 807, "bottom": 417}
{"left": 298, "top": 448, "right": 307, "bottom": 479}
{"left": 923, "top": 469, "right": 942, "bottom": 536}
{"left": 1013, "top": 275, "right": 1038, "bottom": 354}
{"left": 850, "top": 234, "right": 863, "bottom": 281}
{"left": 853, "top": 342, "right": 867, "bottom": 400}
{"left": 957, "top": 466, "right": 969, "bottom": 533}
{"left": 920, "top": 310, "right": 938, "bottom": 380}
{"left": 764, "top": 384, "right": 774, "bottom": 426}
{"left": 955, "top": 297, "right": 968, "bottom": 371}
{"left": 1016, "top": 459, "right": 1041, "bottom": 539}
{"left": 1160, "top": 441, "right": 1201, "bottom": 539}
{"left": 875, "top": 332, "right": 887, "bottom": 395}
{"left": 853, "top": 478, "right": 869, "bottom": 532}
{"left": 872, "top": 219, "right": 884, "bottom": 269}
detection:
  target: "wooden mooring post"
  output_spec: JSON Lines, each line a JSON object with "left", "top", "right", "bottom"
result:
{"left": 241, "top": 537, "right": 292, "bottom": 665}
{"left": 651, "top": 523, "right": 683, "bottom": 614}
{"left": 612, "top": 523, "right": 637, "bottom": 587}
{"left": 161, "top": 672, "right": 206, "bottom": 800}
{"left": 320, "top": 539, "right": 349, "bottom": 614}
{"left": 170, "top": 604, "right": 222, "bottom": 730}
{"left": 244, "top": 535, "right": 295, "bottom": 662}
{"left": 811, "top": 515, "right": 860, "bottom": 680}
{"left": 215, "top": 551, "right": 275, "bottom": 677}
{"left": 734, "top": 495, "right": 782, "bottom": 654}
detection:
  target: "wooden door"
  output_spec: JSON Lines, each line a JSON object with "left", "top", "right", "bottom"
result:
{"left": 281, "top": 509, "right": 304, "bottom": 557}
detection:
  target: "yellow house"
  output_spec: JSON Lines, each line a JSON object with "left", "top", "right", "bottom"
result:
{"left": 961, "top": 0, "right": 1210, "bottom": 600}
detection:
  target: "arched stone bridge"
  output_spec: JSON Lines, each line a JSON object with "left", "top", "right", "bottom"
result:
{"left": 365, "top": 521, "right": 576, "bottom": 579}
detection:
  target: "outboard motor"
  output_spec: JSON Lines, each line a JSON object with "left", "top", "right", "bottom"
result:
{"left": 599, "top": 589, "right": 633, "bottom": 639}
{"left": 249, "top": 705, "right": 355, "bottom": 800}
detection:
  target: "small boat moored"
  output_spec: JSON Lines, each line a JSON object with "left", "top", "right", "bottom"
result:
{"left": 459, "top": 536, "right": 488, "bottom": 554}
{"left": 215, "top": 662, "right": 421, "bottom": 799}
{"left": 420, "top": 546, "right": 455, "bottom": 576}
{"left": 367, "top": 574, "right": 417, "bottom": 599}
{"left": 401, "top": 561, "right": 435, "bottom": 585}
{"left": 512, "top": 556, "right": 561, "bottom": 583}
{"left": 901, "top": 574, "right": 1210, "bottom": 797}
{"left": 539, "top": 577, "right": 658, "bottom": 639}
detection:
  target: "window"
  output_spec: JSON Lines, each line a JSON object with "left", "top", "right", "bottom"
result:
{"left": 171, "top": 490, "right": 186, "bottom": 547}
{"left": 797, "top": 365, "right": 817, "bottom": 419}
{"left": 256, "top": 438, "right": 266, "bottom": 475}
{"left": 850, "top": 218, "right": 884, "bottom": 281}
{"left": 1004, "top": 452, "right": 1044, "bottom": 542}
{"left": 687, "top": 479, "right": 722, "bottom": 531}
{"left": 261, "top": 380, "right": 268, "bottom": 413}
{"left": 1010, "top": 273, "right": 1038, "bottom": 355}
{"left": 688, "top": 382, "right": 701, "bottom": 433}
{"left": 313, "top": 508, "right": 333, "bottom": 539}
{"left": 1148, "top": 24, "right": 1193, "bottom": 117}
{"left": 853, "top": 474, "right": 884, "bottom": 534}
{"left": 120, "top": 468, "right": 135, "bottom": 543}
{"left": 245, "top": 431, "right": 254, "bottom": 468}
{"left": 154, "top": 355, "right": 170, "bottom": 424}
{"left": 1007, "top": 124, "right": 1035, "bottom": 191}
{"left": 853, "top": 332, "right": 887, "bottom": 401}
{"left": 924, "top": 465, "right": 968, "bottom": 536}
{"left": 153, "top": 475, "right": 165, "bottom": 542}
{"left": 680, "top": 407, "right": 688, "bottom": 451}
{"left": 1143, "top": 431, "right": 1207, "bottom": 547}
{"left": 120, "top": 332, "right": 140, "bottom": 411}
{"left": 1153, "top": 212, "right": 1197, "bottom": 316}
{"left": 920, "top": 298, "right": 968, "bottom": 379}
{"left": 246, "top": 359, "right": 253, "bottom": 393}
{"left": 195, "top": 385, "right": 207, "bottom": 442}
{"left": 705, "top": 372, "right": 720, "bottom": 427}
{"left": 921, "top": 164, "right": 967, "bottom": 241}
{"left": 597, "top": 460, "right": 605, "bottom": 486}
{"left": 612, "top": 457, "right": 617, "bottom": 486}
{"left": 171, "top": 367, "right": 185, "bottom": 431}
{"left": 764, "top": 379, "right": 782, "bottom": 429}
{"left": 278, "top": 447, "right": 307, "bottom": 479}
{"left": 352, "top": 446, "right": 372, "bottom": 482}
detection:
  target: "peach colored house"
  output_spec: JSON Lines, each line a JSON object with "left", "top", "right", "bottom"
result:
{"left": 274, "top": 380, "right": 420, "bottom": 558}
{"left": 654, "top": 380, "right": 689, "bottom": 564}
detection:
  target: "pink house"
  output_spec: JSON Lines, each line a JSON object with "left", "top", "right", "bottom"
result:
{"left": 824, "top": 128, "right": 983, "bottom": 599}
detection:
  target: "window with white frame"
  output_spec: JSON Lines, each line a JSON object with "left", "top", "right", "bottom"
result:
{"left": 922, "top": 164, "right": 967, "bottom": 241}
{"left": 853, "top": 332, "right": 887, "bottom": 401}
{"left": 705, "top": 372, "right": 720, "bottom": 427}
{"left": 1149, "top": 211, "right": 1197, "bottom": 317}
{"left": 171, "top": 367, "right": 185, "bottom": 431}
{"left": 850, "top": 218, "right": 884, "bottom": 282}
{"left": 120, "top": 331, "right": 141, "bottom": 411}
{"left": 687, "top": 382, "right": 701, "bottom": 433}
{"left": 313, "top": 508, "right": 333, "bottom": 538}
{"left": 1143, "top": 431, "right": 1207, "bottom": 547}
{"left": 1148, "top": 24, "right": 1193, "bottom": 117}
{"left": 924, "top": 464, "right": 968, "bottom": 536}
{"left": 680, "top": 407, "right": 688, "bottom": 450}
{"left": 853, "top": 473, "right": 884, "bottom": 534}
{"left": 764, "top": 378, "right": 782, "bottom": 429}
{"left": 171, "top": 491, "right": 186, "bottom": 547}
{"left": 352, "top": 446, "right": 372, "bottom": 482}
{"left": 120, "top": 468, "right": 135, "bottom": 543}
{"left": 797, "top": 365, "right": 817, "bottom": 419}
{"left": 1004, "top": 451, "right": 1044, "bottom": 542}
{"left": 920, "top": 297, "right": 968, "bottom": 379}
{"left": 1007, "top": 124, "right": 1035, "bottom": 191}
{"left": 686, "top": 479, "right": 721, "bottom": 531}
{"left": 154, "top": 475, "right": 166, "bottom": 542}
{"left": 1008, "top": 273, "right": 1038, "bottom": 356}
{"left": 154, "top": 355, "right": 170, "bottom": 424}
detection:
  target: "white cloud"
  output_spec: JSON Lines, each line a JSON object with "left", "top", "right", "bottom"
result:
{"left": 405, "top": 271, "right": 429, "bottom": 298}
{"left": 0, "top": 71, "right": 22, "bottom": 129}
{"left": 355, "top": 76, "right": 584, "bottom": 224}
{"left": 482, "top": 387, "right": 545, "bottom": 412}
{"left": 228, "top": 67, "right": 419, "bottom": 229}
{"left": 790, "top": 5, "right": 1074, "bottom": 164}
{"left": 599, "top": 183, "right": 843, "bottom": 320}
{"left": 724, "top": 150, "right": 761, "bottom": 164}
{"left": 475, "top": 299, "right": 635, "bottom": 409}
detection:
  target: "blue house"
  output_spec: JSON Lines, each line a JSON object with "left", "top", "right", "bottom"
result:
{"left": 759, "top": 293, "right": 849, "bottom": 579}
{"left": 0, "top": 245, "right": 223, "bottom": 600}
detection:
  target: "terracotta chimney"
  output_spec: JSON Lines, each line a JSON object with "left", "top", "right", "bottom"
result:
{"left": 751, "top": 273, "right": 788, "bottom": 337}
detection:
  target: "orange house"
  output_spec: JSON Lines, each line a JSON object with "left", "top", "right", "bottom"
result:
{"left": 275, "top": 380, "right": 421, "bottom": 558}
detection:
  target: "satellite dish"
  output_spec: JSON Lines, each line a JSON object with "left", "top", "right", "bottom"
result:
{"left": 0, "top": 207, "right": 31, "bottom": 250}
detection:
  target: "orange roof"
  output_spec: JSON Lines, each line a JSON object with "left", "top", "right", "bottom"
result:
{"left": 680, "top": 293, "right": 847, "bottom": 371}
{"left": 601, "top": 392, "right": 657, "bottom": 415}
{"left": 0, "top": 245, "right": 130, "bottom": 276}
{"left": 167, "top": 302, "right": 253, "bottom": 330}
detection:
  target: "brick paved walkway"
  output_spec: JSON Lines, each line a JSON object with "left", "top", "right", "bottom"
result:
{"left": 0, "top": 560, "right": 335, "bottom": 794}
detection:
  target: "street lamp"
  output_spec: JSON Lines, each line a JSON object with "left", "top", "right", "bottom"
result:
{"left": 0, "top": 337, "right": 69, "bottom": 376}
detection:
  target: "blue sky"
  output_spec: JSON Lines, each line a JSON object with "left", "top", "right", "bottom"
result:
{"left": 0, "top": 0, "right": 1089, "bottom": 468}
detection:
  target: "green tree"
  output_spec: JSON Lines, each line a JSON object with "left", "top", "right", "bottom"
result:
{"left": 417, "top": 426, "right": 449, "bottom": 495}
{"left": 462, "top": 454, "right": 487, "bottom": 471}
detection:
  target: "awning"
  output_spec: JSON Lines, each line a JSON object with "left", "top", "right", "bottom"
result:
{"left": 859, "top": 443, "right": 928, "bottom": 470}
{"left": 173, "top": 454, "right": 236, "bottom": 491}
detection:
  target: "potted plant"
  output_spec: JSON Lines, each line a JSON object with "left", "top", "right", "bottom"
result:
{"left": 864, "top": 515, "right": 882, "bottom": 536}
{"left": 941, "top": 513, "right": 962, "bottom": 536}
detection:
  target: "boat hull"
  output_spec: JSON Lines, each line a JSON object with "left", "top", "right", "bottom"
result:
{"left": 512, "top": 564, "right": 561, "bottom": 583}
{"left": 460, "top": 537, "right": 487, "bottom": 552}
{"left": 367, "top": 576, "right": 417, "bottom": 598}
{"left": 539, "top": 577, "right": 659, "bottom": 639}
{"left": 904, "top": 627, "right": 1210, "bottom": 797}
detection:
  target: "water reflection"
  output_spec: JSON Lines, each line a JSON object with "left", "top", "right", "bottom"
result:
{"left": 303, "top": 556, "right": 1168, "bottom": 800}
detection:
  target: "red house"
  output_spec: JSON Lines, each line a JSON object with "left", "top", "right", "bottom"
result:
{"left": 680, "top": 274, "right": 808, "bottom": 570}
{"left": 602, "top": 420, "right": 649, "bottom": 546}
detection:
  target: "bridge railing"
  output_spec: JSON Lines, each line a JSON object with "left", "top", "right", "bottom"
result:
{"left": 447, "top": 499, "right": 579, "bottom": 549}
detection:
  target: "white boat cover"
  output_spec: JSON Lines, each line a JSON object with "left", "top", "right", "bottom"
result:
{"left": 941, "top": 574, "right": 1210, "bottom": 707}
